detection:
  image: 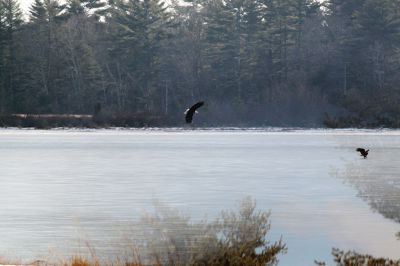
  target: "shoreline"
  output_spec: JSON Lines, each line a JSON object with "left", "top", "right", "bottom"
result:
{"left": 2, "top": 113, "right": 399, "bottom": 130}
{"left": 0, "top": 126, "right": 400, "bottom": 135}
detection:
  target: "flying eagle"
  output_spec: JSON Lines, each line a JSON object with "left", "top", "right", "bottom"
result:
{"left": 356, "top": 148, "right": 369, "bottom": 159}
{"left": 185, "top": 101, "right": 204, "bottom": 123}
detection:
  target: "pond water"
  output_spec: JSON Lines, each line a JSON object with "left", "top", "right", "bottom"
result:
{"left": 0, "top": 129, "right": 399, "bottom": 265}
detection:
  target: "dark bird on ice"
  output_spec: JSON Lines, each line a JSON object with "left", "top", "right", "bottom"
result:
{"left": 356, "top": 148, "right": 369, "bottom": 159}
{"left": 185, "top": 101, "right": 204, "bottom": 123}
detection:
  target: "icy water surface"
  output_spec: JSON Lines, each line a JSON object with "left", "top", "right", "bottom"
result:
{"left": 0, "top": 129, "right": 400, "bottom": 265}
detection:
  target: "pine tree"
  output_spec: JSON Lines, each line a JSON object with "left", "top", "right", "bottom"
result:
{"left": 0, "top": 1, "right": 6, "bottom": 113}
{"left": 25, "top": 0, "right": 64, "bottom": 112}
{"left": 167, "top": 0, "right": 206, "bottom": 105}
{"left": 203, "top": 0, "right": 237, "bottom": 101}
{"left": 57, "top": 14, "right": 104, "bottom": 113}
{"left": 65, "top": 0, "right": 106, "bottom": 19}
{"left": 0, "top": 0, "right": 22, "bottom": 113}
{"left": 30, "top": 0, "right": 47, "bottom": 23}
{"left": 107, "top": 0, "right": 174, "bottom": 112}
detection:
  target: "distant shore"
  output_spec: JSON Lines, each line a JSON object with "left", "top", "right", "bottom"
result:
{"left": 0, "top": 113, "right": 171, "bottom": 129}
{"left": 0, "top": 113, "right": 398, "bottom": 129}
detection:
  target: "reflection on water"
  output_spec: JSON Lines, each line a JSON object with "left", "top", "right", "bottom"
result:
{"left": 334, "top": 134, "right": 400, "bottom": 223}
{"left": 0, "top": 129, "right": 399, "bottom": 265}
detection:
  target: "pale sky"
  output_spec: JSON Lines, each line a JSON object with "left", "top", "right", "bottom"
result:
{"left": 19, "top": 0, "right": 34, "bottom": 15}
{"left": 19, "top": 0, "right": 325, "bottom": 19}
{"left": 19, "top": 0, "right": 68, "bottom": 17}
{"left": 19, "top": 0, "right": 66, "bottom": 19}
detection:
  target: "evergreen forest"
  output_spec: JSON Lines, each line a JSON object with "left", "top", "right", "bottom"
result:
{"left": 1, "top": 0, "right": 400, "bottom": 127}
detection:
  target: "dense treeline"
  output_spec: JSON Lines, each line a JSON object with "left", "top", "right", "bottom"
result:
{"left": 0, "top": 0, "right": 400, "bottom": 127}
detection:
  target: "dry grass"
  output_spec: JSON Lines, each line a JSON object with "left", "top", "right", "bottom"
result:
{"left": 60, "top": 256, "right": 162, "bottom": 266}
{"left": 68, "top": 257, "right": 98, "bottom": 266}
{"left": 0, "top": 256, "right": 31, "bottom": 266}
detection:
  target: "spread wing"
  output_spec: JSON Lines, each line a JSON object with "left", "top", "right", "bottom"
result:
{"left": 185, "top": 101, "right": 204, "bottom": 123}
{"left": 191, "top": 101, "right": 204, "bottom": 110}
{"left": 356, "top": 148, "right": 365, "bottom": 153}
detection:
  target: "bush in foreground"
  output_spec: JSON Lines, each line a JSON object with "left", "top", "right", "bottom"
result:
{"left": 136, "top": 197, "right": 286, "bottom": 266}
{"left": 315, "top": 248, "right": 400, "bottom": 266}
{"left": 53, "top": 197, "right": 285, "bottom": 266}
